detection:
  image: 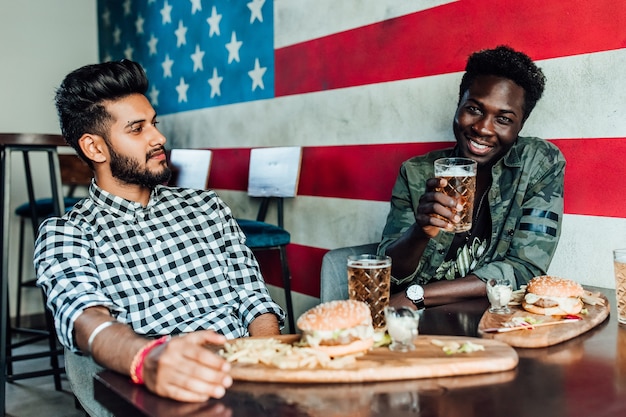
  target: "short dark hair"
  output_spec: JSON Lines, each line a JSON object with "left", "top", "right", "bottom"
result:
{"left": 458, "top": 46, "right": 546, "bottom": 121}
{"left": 54, "top": 60, "right": 149, "bottom": 167}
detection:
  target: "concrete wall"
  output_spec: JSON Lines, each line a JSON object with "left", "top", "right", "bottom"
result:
{"left": 4, "top": 0, "right": 625, "bottom": 323}
{"left": 0, "top": 0, "right": 98, "bottom": 317}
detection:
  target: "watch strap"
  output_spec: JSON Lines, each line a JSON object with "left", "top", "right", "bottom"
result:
{"left": 411, "top": 298, "right": 425, "bottom": 310}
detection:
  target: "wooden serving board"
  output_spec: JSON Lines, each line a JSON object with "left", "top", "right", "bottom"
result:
{"left": 208, "top": 335, "right": 518, "bottom": 383}
{"left": 477, "top": 292, "right": 610, "bottom": 348}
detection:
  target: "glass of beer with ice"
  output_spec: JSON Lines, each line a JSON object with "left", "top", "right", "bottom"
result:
{"left": 347, "top": 255, "right": 391, "bottom": 328}
{"left": 434, "top": 157, "right": 477, "bottom": 233}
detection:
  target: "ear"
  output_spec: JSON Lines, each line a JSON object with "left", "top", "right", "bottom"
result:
{"left": 78, "top": 134, "right": 108, "bottom": 164}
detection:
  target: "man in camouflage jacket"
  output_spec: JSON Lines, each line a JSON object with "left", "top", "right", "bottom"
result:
{"left": 379, "top": 46, "right": 565, "bottom": 308}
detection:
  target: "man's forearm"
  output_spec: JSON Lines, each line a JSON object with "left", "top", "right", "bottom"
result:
{"left": 390, "top": 274, "right": 486, "bottom": 309}
{"left": 421, "top": 274, "right": 486, "bottom": 306}
{"left": 74, "top": 306, "right": 148, "bottom": 376}
{"left": 248, "top": 313, "right": 281, "bottom": 336}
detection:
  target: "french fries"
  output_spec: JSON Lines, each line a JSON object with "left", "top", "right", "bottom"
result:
{"left": 582, "top": 290, "right": 606, "bottom": 306}
{"left": 219, "top": 338, "right": 359, "bottom": 370}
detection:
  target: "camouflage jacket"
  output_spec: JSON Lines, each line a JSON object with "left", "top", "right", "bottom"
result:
{"left": 378, "top": 136, "right": 565, "bottom": 289}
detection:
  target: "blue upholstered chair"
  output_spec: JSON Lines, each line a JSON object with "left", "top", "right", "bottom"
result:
{"left": 13, "top": 153, "right": 91, "bottom": 329}
{"left": 320, "top": 242, "right": 380, "bottom": 303}
{"left": 237, "top": 147, "right": 302, "bottom": 333}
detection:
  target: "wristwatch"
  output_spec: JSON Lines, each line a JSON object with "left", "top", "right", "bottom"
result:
{"left": 405, "top": 284, "right": 425, "bottom": 310}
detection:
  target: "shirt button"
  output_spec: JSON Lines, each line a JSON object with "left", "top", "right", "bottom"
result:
{"left": 438, "top": 248, "right": 446, "bottom": 255}
{"left": 507, "top": 229, "right": 515, "bottom": 236}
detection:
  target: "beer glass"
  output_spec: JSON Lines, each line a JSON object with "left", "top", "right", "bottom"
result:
{"left": 613, "top": 249, "right": 626, "bottom": 324}
{"left": 347, "top": 255, "right": 391, "bottom": 328}
{"left": 434, "top": 157, "right": 477, "bottom": 233}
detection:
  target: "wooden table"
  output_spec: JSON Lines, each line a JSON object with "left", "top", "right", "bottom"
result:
{"left": 0, "top": 133, "right": 67, "bottom": 415}
{"left": 94, "top": 286, "right": 626, "bottom": 417}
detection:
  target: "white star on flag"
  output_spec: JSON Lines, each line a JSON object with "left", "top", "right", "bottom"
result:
{"left": 149, "top": 86, "right": 160, "bottom": 106}
{"left": 123, "top": 0, "right": 132, "bottom": 16}
{"left": 175, "top": 21, "right": 188, "bottom": 47}
{"left": 207, "top": 6, "right": 222, "bottom": 37}
{"left": 162, "top": 54, "right": 174, "bottom": 78}
{"left": 191, "top": 45, "right": 205, "bottom": 72}
{"left": 225, "top": 32, "right": 242, "bottom": 63}
{"left": 247, "top": 0, "right": 265, "bottom": 24}
{"left": 208, "top": 68, "right": 223, "bottom": 98}
{"left": 160, "top": 1, "right": 172, "bottom": 24}
{"left": 135, "top": 14, "right": 145, "bottom": 35}
{"left": 102, "top": 8, "right": 111, "bottom": 27}
{"left": 190, "top": 0, "right": 202, "bottom": 14}
{"left": 176, "top": 77, "right": 189, "bottom": 102}
{"left": 248, "top": 58, "right": 266, "bottom": 91}
{"left": 124, "top": 44, "right": 134, "bottom": 60}
{"left": 147, "top": 34, "right": 158, "bottom": 55}
{"left": 113, "top": 26, "right": 121, "bottom": 45}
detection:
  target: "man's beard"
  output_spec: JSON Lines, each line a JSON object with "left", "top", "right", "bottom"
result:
{"left": 109, "top": 145, "right": 172, "bottom": 188}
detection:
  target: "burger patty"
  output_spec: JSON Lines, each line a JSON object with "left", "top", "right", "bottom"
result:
{"left": 533, "top": 298, "right": 560, "bottom": 308}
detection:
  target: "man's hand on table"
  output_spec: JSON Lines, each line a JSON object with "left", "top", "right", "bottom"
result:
{"left": 142, "top": 330, "right": 233, "bottom": 402}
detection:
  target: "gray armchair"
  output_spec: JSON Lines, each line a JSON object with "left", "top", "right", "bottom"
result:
{"left": 319, "top": 242, "right": 379, "bottom": 303}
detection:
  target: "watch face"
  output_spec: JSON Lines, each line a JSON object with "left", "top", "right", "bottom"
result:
{"left": 406, "top": 284, "right": 424, "bottom": 301}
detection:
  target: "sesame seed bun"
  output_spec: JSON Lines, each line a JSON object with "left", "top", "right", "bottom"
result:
{"left": 297, "top": 300, "right": 372, "bottom": 331}
{"left": 525, "top": 276, "right": 584, "bottom": 298}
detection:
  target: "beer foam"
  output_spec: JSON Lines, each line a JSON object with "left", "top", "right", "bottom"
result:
{"left": 436, "top": 166, "right": 476, "bottom": 177}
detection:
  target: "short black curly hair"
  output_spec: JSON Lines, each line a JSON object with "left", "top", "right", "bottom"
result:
{"left": 458, "top": 45, "right": 546, "bottom": 121}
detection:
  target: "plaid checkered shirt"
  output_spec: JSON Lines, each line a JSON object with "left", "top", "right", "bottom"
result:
{"left": 35, "top": 182, "right": 285, "bottom": 353}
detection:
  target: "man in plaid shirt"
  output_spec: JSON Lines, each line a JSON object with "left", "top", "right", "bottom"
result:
{"left": 34, "top": 60, "right": 284, "bottom": 412}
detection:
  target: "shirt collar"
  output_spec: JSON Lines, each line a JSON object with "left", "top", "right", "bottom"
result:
{"left": 502, "top": 137, "right": 523, "bottom": 168}
{"left": 88, "top": 181, "right": 163, "bottom": 219}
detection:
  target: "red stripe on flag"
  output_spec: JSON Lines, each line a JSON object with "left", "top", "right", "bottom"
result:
{"left": 205, "top": 138, "right": 626, "bottom": 219}
{"left": 207, "top": 148, "right": 250, "bottom": 192}
{"left": 299, "top": 142, "right": 450, "bottom": 201}
{"left": 553, "top": 138, "right": 626, "bottom": 219}
{"left": 254, "top": 244, "right": 327, "bottom": 298}
{"left": 275, "top": 0, "right": 626, "bottom": 96}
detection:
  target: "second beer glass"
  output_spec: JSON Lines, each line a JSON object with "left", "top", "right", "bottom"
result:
{"left": 347, "top": 254, "right": 391, "bottom": 328}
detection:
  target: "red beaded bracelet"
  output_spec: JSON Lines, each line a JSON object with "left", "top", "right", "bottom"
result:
{"left": 130, "top": 335, "right": 170, "bottom": 385}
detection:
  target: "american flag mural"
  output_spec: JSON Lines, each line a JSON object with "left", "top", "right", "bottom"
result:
{"left": 98, "top": 0, "right": 274, "bottom": 113}
{"left": 98, "top": 0, "right": 626, "bottom": 316}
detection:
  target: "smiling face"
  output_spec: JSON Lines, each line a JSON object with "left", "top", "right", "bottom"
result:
{"left": 103, "top": 93, "right": 171, "bottom": 188}
{"left": 453, "top": 75, "right": 526, "bottom": 169}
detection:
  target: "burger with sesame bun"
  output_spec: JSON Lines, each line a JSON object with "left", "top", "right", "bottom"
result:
{"left": 522, "top": 276, "right": 585, "bottom": 316}
{"left": 297, "top": 300, "right": 375, "bottom": 357}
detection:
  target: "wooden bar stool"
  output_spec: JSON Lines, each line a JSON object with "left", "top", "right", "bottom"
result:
{"left": 0, "top": 134, "right": 72, "bottom": 412}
